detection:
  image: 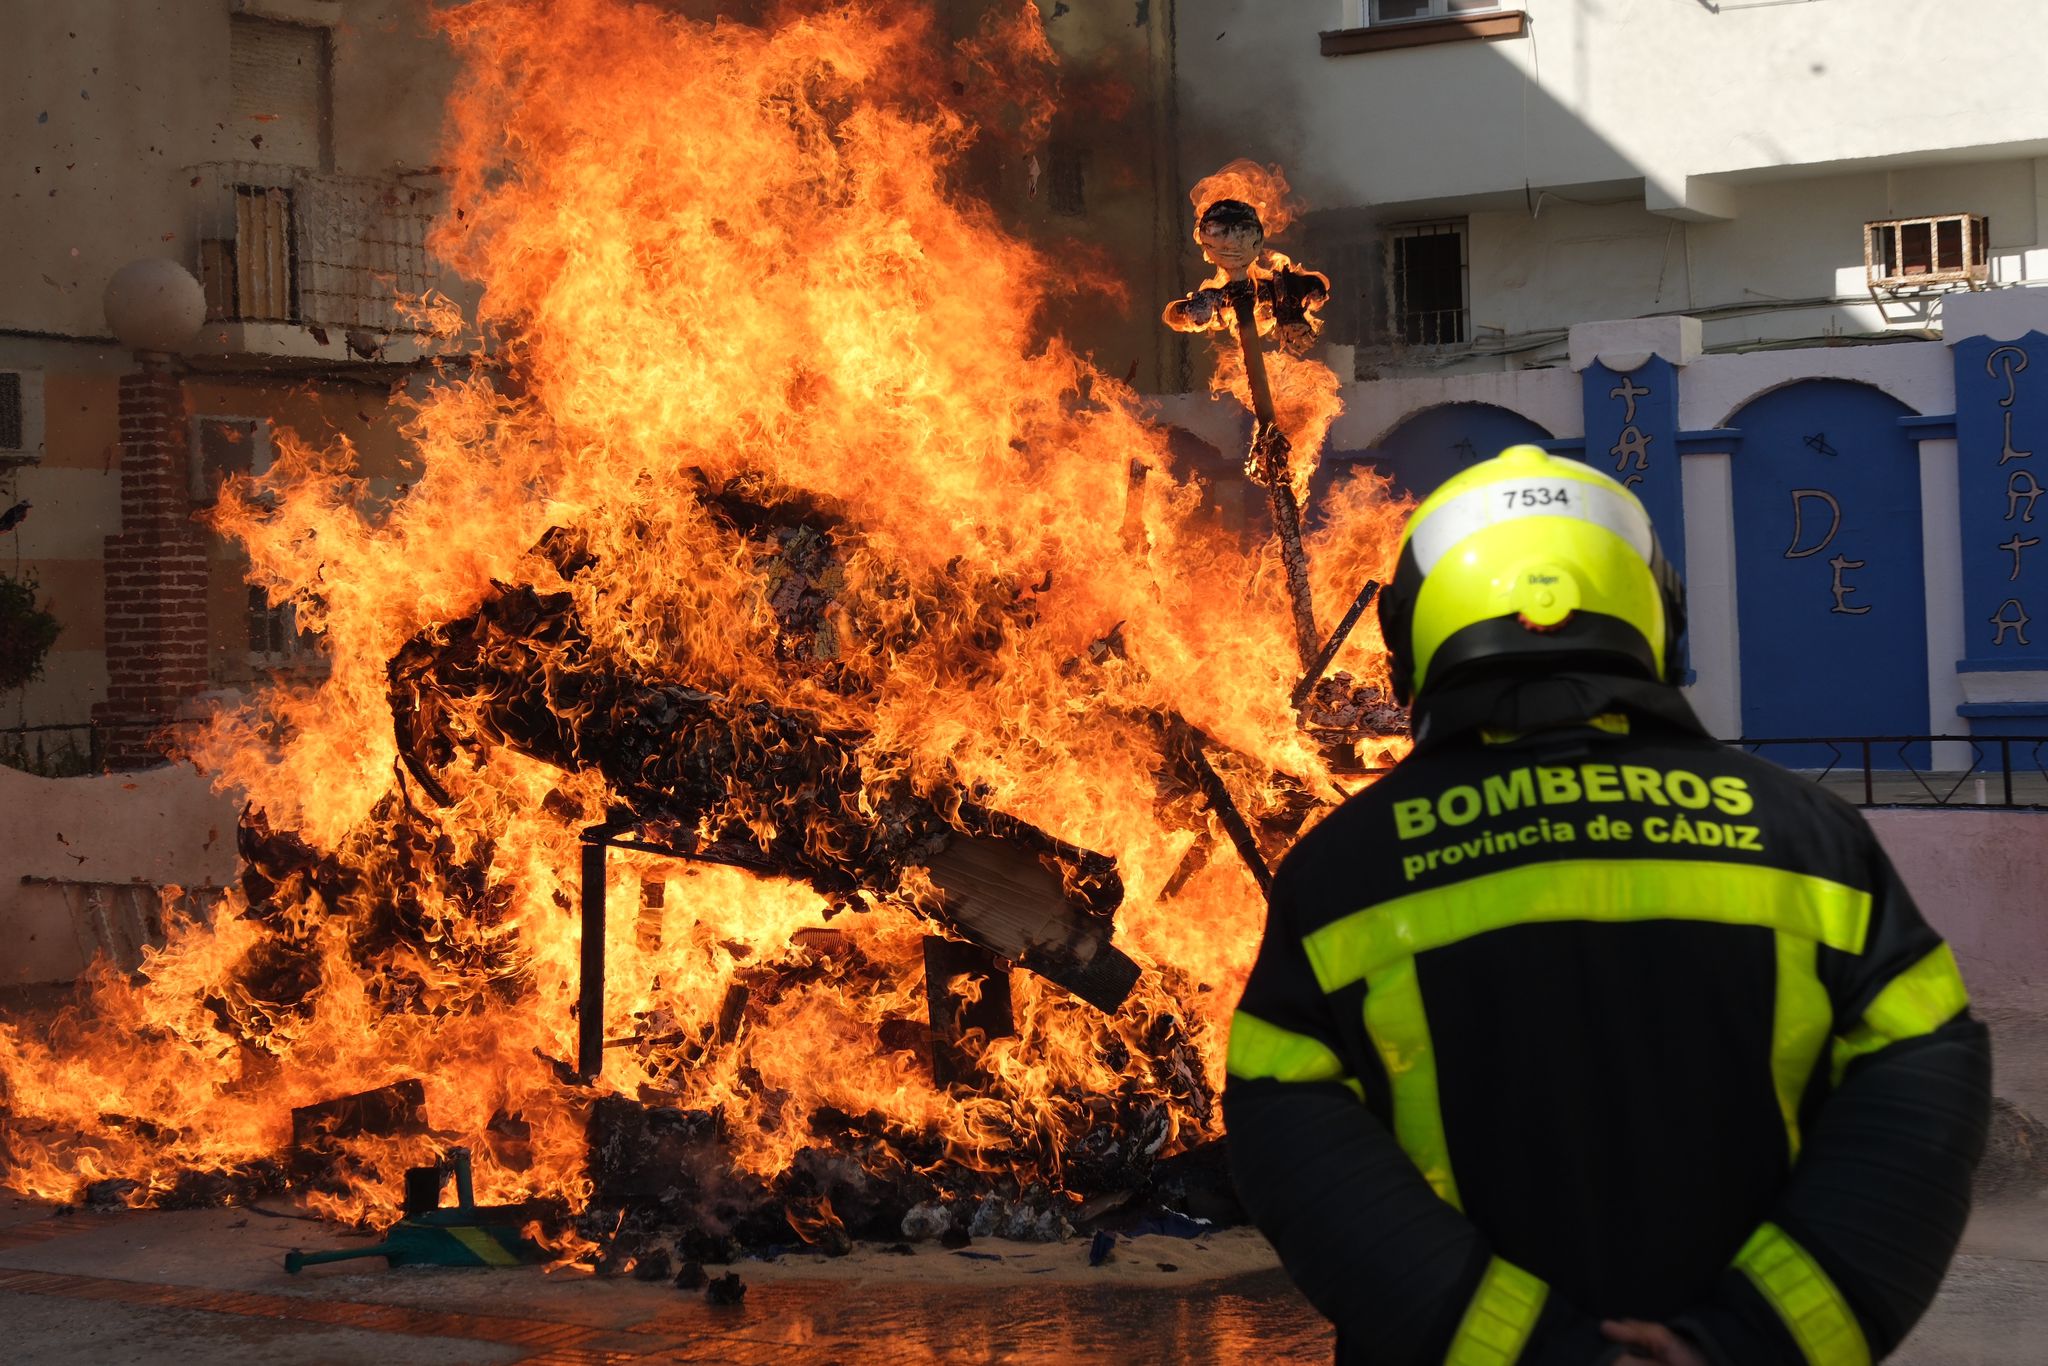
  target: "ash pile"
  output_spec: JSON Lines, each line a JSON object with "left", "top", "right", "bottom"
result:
{"left": 578, "top": 1090, "right": 1241, "bottom": 1272}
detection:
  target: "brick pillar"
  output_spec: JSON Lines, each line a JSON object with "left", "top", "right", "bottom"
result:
{"left": 92, "top": 357, "right": 209, "bottom": 769}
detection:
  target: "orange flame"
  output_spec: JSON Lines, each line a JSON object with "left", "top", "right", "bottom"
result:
{"left": 0, "top": 0, "right": 1410, "bottom": 1228}
{"left": 1188, "top": 159, "right": 1303, "bottom": 239}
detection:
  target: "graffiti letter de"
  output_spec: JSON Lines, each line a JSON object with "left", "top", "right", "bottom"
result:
{"left": 1609, "top": 375, "right": 1649, "bottom": 424}
{"left": 2001, "top": 533, "right": 2042, "bottom": 581}
{"left": 1828, "top": 554, "right": 1872, "bottom": 615}
{"left": 1987, "top": 345, "right": 2030, "bottom": 406}
{"left": 2008, "top": 469, "right": 2044, "bottom": 523}
{"left": 1784, "top": 489, "right": 1843, "bottom": 558}
{"left": 1990, "top": 598, "right": 2032, "bottom": 647}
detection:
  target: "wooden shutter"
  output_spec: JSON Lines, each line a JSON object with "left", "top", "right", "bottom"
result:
{"left": 230, "top": 16, "right": 329, "bottom": 169}
{"left": 234, "top": 185, "right": 297, "bottom": 320}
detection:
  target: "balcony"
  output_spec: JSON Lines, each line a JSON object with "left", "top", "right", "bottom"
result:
{"left": 184, "top": 162, "right": 458, "bottom": 366}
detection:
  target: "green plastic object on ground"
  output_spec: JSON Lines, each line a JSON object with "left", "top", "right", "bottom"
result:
{"left": 283, "top": 1147, "right": 552, "bottom": 1273}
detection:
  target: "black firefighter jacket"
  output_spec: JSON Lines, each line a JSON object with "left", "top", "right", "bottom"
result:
{"left": 1223, "top": 675, "right": 1991, "bottom": 1365}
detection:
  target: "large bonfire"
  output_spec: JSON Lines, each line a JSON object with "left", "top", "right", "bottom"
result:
{"left": 0, "top": 0, "right": 1407, "bottom": 1247}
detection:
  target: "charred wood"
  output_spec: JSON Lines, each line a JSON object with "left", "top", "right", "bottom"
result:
{"left": 391, "top": 580, "right": 1137, "bottom": 1013}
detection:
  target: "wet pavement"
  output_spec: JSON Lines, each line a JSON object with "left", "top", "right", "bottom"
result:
{"left": 1, "top": 1020, "right": 2041, "bottom": 1364}
{"left": 2, "top": 1192, "right": 2044, "bottom": 1364}
{"left": 0, "top": 1202, "right": 1333, "bottom": 1365}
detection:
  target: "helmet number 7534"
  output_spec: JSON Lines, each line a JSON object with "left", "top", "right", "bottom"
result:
{"left": 1504, "top": 486, "right": 1572, "bottom": 509}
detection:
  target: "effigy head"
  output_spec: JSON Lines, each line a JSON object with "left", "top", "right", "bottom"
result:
{"left": 1194, "top": 198, "right": 1264, "bottom": 275}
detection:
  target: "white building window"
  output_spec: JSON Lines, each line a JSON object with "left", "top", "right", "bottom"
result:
{"left": 1370, "top": 0, "right": 1500, "bottom": 22}
{"left": 1387, "top": 221, "right": 1469, "bottom": 348}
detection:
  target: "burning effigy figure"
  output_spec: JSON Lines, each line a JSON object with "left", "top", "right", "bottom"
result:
{"left": 1163, "top": 196, "right": 1331, "bottom": 360}
{"left": 0, "top": 0, "right": 1409, "bottom": 1263}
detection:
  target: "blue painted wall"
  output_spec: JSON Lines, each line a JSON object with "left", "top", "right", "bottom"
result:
{"left": 1951, "top": 331, "right": 2048, "bottom": 736}
{"left": 1582, "top": 359, "right": 1684, "bottom": 581}
{"left": 1728, "top": 381, "right": 1928, "bottom": 766}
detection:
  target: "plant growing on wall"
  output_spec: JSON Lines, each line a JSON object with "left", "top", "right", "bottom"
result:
{"left": 0, "top": 571, "right": 61, "bottom": 692}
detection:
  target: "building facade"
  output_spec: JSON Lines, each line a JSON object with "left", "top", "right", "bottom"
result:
{"left": 1173, "top": 0, "right": 2048, "bottom": 373}
{"left": 0, "top": 0, "right": 1180, "bottom": 770}
{"left": 0, "top": 0, "right": 464, "bottom": 768}
{"left": 1157, "top": 0, "right": 2048, "bottom": 754}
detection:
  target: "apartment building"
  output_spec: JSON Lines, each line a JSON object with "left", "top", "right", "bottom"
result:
{"left": 0, "top": 1, "right": 463, "bottom": 768}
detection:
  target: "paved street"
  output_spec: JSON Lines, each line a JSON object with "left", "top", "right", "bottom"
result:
{"left": 0, "top": 1179, "right": 2040, "bottom": 1364}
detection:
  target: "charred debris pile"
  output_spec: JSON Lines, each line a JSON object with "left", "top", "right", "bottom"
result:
{"left": 142, "top": 476, "right": 1392, "bottom": 1268}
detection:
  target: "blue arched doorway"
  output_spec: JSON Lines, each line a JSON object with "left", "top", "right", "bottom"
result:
{"left": 1727, "top": 381, "right": 1928, "bottom": 767}
{"left": 1312, "top": 402, "right": 1554, "bottom": 521}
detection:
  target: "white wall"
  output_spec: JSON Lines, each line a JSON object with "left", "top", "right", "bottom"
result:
{"left": 1177, "top": 2, "right": 2048, "bottom": 365}
{"left": 1179, "top": 1, "right": 2048, "bottom": 219}
{"left": 1470, "top": 161, "right": 2046, "bottom": 359}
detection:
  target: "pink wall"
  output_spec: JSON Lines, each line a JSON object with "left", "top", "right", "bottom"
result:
{"left": 1868, "top": 809, "right": 2048, "bottom": 1010}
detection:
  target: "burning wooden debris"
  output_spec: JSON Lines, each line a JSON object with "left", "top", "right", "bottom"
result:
{"left": 386, "top": 522, "right": 1143, "bottom": 1067}
{"left": 0, "top": 3, "right": 1413, "bottom": 1262}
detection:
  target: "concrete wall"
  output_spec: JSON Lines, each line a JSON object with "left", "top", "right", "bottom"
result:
{"left": 1467, "top": 159, "right": 2048, "bottom": 359}
{"left": 0, "top": 763, "right": 240, "bottom": 985}
{"left": 1868, "top": 808, "right": 2048, "bottom": 1010}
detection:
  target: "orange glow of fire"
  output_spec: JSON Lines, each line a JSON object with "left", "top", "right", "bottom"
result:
{"left": 0, "top": 0, "right": 1410, "bottom": 1233}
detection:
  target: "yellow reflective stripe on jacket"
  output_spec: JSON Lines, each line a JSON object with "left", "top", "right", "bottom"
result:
{"left": 1302, "top": 859, "right": 1872, "bottom": 993}
{"left": 1734, "top": 1223, "right": 1871, "bottom": 1366}
{"left": 1445, "top": 1256, "right": 1548, "bottom": 1366}
{"left": 1227, "top": 1010, "right": 1360, "bottom": 1101}
{"left": 1770, "top": 931, "right": 1832, "bottom": 1160}
{"left": 1830, "top": 943, "right": 1971, "bottom": 1086}
{"left": 1362, "top": 955, "right": 1461, "bottom": 1209}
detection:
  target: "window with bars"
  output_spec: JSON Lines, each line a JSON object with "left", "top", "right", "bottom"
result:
{"left": 189, "top": 415, "right": 307, "bottom": 670}
{"left": 0, "top": 371, "right": 45, "bottom": 462}
{"left": 1865, "top": 214, "right": 1990, "bottom": 291}
{"left": 1386, "top": 221, "right": 1469, "bottom": 348}
{"left": 247, "top": 585, "right": 305, "bottom": 665}
{"left": 1046, "top": 143, "right": 1087, "bottom": 217}
{"left": 191, "top": 416, "right": 265, "bottom": 504}
{"left": 0, "top": 374, "right": 23, "bottom": 453}
{"left": 1370, "top": 0, "right": 1501, "bottom": 22}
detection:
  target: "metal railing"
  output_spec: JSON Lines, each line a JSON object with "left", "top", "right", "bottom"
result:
{"left": 0, "top": 719, "right": 209, "bottom": 777}
{"left": 186, "top": 161, "right": 443, "bottom": 336}
{"left": 1727, "top": 735, "right": 2048, "bottom": 809}
{"left": 2, "top": 722, "right": 103, "bottom": 777}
